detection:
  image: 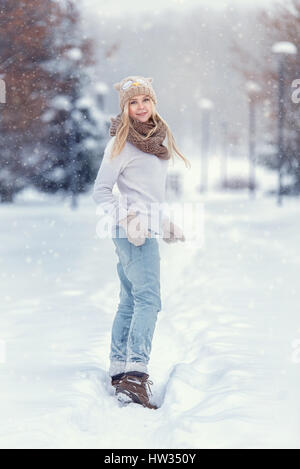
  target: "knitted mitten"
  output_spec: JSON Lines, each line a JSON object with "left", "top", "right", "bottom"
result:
{"left": 162, "top": 219, "right": 185, "bottom": 244}
{"left": 119, "top": 211, "right": 150, "bottom": 247}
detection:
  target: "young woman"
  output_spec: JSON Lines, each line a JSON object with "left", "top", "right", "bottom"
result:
{"left": 93, "top": 76, "right": 191, "bottom": 409}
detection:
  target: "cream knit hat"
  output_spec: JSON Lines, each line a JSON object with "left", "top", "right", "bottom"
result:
{"left": 113, "top": 76, "right": 157, "bottom": 111}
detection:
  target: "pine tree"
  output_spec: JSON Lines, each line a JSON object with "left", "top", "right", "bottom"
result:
{"left": 0, "top": 0, "right": 59, "bottom": 201}
{"left": 0, "top": 0, "right": 107, "bottom": 204}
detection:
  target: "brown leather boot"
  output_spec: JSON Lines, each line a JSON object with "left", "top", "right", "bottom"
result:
{"left": 111, "top": 372, "right": 125, "bottom": 389}
{"left": 116, "top": 372, "right": 158, "bottom": 409}
{"left": 111, "top": 372, "right": 133, "bottom": 405}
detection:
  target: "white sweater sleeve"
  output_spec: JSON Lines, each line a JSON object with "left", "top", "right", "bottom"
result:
{"left": 92, "top": 138, "right": 129, "bottom": 224}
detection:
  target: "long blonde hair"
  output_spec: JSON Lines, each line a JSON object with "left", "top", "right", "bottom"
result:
{"left": 109, "top": 98, "right": 191, "bottom": 169}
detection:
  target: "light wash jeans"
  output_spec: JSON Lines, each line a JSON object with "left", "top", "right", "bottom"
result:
{"left": 109, "top": 224, "right": 162, "bottom": 377}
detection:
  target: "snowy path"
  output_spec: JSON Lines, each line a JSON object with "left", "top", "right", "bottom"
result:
{"left": 0, "top": 189, "right": 300, "bottom": 448}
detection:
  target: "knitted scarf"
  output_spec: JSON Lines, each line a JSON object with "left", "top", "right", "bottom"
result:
{"left": 109, "top": 113, "right": 170, "bottom": 160}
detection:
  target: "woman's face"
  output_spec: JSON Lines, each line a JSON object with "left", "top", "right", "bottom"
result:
{"left": 128, "top": 94, "right": 152, "bottom": 123}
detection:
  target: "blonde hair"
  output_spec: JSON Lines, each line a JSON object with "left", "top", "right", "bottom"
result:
{"left": 109, "top": 98, "right": 191, "bottom": 169}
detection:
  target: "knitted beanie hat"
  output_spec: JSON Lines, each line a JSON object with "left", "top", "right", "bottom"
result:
{"left": 113, "top": 76, "right": 157, "bottom": 111}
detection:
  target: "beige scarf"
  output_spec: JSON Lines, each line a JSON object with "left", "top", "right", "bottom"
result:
{"left": 109, "top": 113, "right": 170, "bottom": 160}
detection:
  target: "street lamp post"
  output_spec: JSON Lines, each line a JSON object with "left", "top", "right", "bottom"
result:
{"left": 272, "top": 41, "right": 297, "bottom": 206}
{"left": 199, "top": 99, "right": 214, "bottom": 193}
{"left": 245, "top": 81, "right": 261, "bottom": 199}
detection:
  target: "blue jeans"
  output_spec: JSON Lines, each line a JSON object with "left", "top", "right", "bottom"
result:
{"left": 109, "top": 224, "right": 161, "bottom": 377}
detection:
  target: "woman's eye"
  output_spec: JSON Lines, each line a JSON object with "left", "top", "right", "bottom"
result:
{"left": 130, "top": 98, "right": 149, "bottom": 104}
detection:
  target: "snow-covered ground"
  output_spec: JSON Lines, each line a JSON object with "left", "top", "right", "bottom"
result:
{"left": 0, "top": 154, "right": 300, "bottom": 449}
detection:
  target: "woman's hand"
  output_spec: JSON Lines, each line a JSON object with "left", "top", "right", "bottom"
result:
{"left": 162, "top": 219, "right": 185, "bottom": 244}
{"left": 119, "top": 211, "right": 150, "bottom": 247}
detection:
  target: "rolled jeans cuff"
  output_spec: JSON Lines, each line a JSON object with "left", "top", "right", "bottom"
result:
{"left": 125, "top": 361, "right": 148, "bottom": 374}
{"left": 109, "top": 360, "right": 126, "bottom": 377}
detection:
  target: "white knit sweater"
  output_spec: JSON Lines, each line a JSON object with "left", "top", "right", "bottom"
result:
{"left": 92, "top": 136, "right": 170, "bottom": 236}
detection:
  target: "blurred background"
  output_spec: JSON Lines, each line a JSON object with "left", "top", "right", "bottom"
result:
{"left": 1, "top": 0, "right": 300, "bottom": 206}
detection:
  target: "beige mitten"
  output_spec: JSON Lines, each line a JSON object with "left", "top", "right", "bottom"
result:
{"left": 162, "top": 219, "right": 185, "bottom": 244}
{"left": 119, "top": 211, "right": 150, "bottom": 247}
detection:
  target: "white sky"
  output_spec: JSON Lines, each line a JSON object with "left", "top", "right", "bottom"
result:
{"left": 80, "top": 0, "right": 275, "bottom": 17}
